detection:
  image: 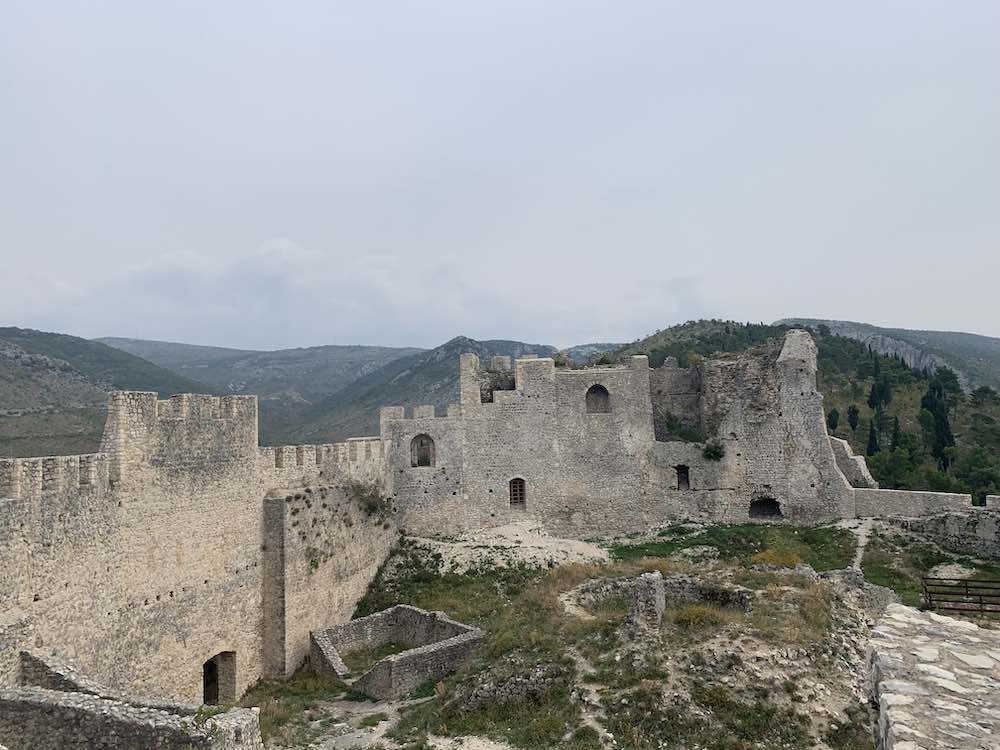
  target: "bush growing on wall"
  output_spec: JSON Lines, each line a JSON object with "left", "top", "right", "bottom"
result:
{"left": 702, "top": 440, "right": 725, "bottom": 461}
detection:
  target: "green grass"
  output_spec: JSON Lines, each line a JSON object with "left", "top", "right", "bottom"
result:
{"left": 360, "top": 712, "right": 389, "bottom": 728}
{"left": 342, "top": 642, "right": 409, "bottom": 675}
{"left": 601, "top": 682, "right": 812, "bottom": 750}
{"left": 239, "top": 670, "right": 362, "bottom": 743}
{"left": 610, "top": 524, "right": 856, "bottom": 571}
{"left": 861, "top": 530, "right": 1000, "bottom": 607}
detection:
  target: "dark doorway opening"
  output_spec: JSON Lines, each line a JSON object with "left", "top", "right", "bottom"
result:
{"left": 203, "top": 651, "right": 236, "bottom": 705}
{"left": 749, "top": 498, "right": 782, "bottom": 519}
{"left": 410, "top": 434, "right": 435, "bottom": 467}
{"left": 509, "top": 477, "right": 526, "bottom": 510}
{"left": 585, "top": 384, "right": 611, "bottom": 414}
{"left": 675, "top": 465, "right": 690, "bottom": 491}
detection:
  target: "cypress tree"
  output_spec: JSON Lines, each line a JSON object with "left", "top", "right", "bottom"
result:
{"left": 847, "top": 404, "right": 860, "bottom": 432}
{"left": 866, "top": 421, "right": 880, "bottom": 456}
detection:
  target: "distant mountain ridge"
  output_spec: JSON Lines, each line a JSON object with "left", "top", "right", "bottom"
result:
{"left": 776, "top": 319, "right": 1000, "bottom": 392}
{"left": 287, "top": 336, "right": 556, "bottom": 443}
{"left": 0, "top": 327, "right": 213, "bottom": 457}
{"left": 97, "top": 337, "right": 424, "bottom": 444}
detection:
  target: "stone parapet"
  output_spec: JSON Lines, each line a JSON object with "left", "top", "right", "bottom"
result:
{"left": 866, "top": 603, "right": 1000, "bottom": 749}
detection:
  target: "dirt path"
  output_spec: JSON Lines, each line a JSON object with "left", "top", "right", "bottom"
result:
{"left": 566, "top": 647, "right": 611, "bottom": 748}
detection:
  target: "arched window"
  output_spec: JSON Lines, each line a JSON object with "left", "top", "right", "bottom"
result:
{"left": 410, "top": 434, "right": 435, "bottom": 467}
{"left": 585, "top": 384, "right": 611, "bottom": 414}
{"left": 509, "top": 477, "right": 526, "bottom": 509}
{"left": 749, "top": 497, "right": 782, "bottom": 519}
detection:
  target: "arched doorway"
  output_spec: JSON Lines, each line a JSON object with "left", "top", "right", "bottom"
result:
{"left": 410, "top": 434, "right": 435, "bottom": 467}
{"left": 585, "top": 384, "right": 611, "bottom": 413}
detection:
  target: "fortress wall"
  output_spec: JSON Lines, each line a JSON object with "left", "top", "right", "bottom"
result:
{"left": 261, "top": 486, "right": 395, "bottom": 678}
{"left": 648, "top": 364, "right": 702, "bottom": 440}
{"left": 0, "top": 391, "right": 267, "bottom": 703}
{"left": 381, "top": 408, "right": 466, "bottom": 536}
{"left": 534, "top": 356, "right": 660, "bottom": 536}
{"left": 854, "top": 488, "right": 972, "bottom": 518}
{"left": 257, "top": 438, "right": 386, "bottom": 494}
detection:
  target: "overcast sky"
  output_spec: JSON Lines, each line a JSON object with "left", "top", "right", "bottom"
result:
{"left": 2, "top": 2, "right": 998, "bottom": 350}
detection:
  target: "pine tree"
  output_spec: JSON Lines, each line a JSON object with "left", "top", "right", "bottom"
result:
{"left": 826, "top": 408, "right": 840, "bottom": 431}
{"left": 866, "top": 421, "right": 880, "bottom": 456}
{"left": 891, "top": 416, "right": 901, "bottom": 451}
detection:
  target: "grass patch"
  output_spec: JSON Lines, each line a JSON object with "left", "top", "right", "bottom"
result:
{"left": 342, "top": 641, "right": 409, "bottom": 675}
{"left": 359, "top": 711, "right": 389, "bottom": 728}
{"left": 240, "top": 670, "right": 352, "bottom": 743}
{"left": 670, "top": 603, "right": 741, "bottom": 631}
{"left": 602, "top": 682, "right": 812, "bottom": 749}
{"left": 825, "top": 703, "right": 876, "bottom": 749}
{"left": 861, "top": 530, "right": 1000, "bottom": 606}
{"left": 750, "top": 583, "right": 832, "bottom": 647}
{"left": 611, "top": 524, "right": 856, "bottom": 571}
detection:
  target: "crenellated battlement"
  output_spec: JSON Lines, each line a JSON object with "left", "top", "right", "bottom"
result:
{"left": 0, "top": 452, "right": 109, "bottom": 501}
{"left": 154, "top": 393, "right": 258, "bottom": 420}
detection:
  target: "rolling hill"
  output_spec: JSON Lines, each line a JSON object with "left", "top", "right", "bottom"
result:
{"left": 777, "top": 319, "right": 1000, "bottom": 392}
{"left": 97, "top": 337, "right": 424, "bottom": 443}
{"left": 0, "top": 328, "right": 213, "bottom": 457}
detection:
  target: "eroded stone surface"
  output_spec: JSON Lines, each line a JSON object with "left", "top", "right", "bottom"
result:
{"left": 867, "top": 603, "right": 1000, "bottom": 749}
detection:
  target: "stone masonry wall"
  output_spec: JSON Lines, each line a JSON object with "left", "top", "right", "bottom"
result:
{"left": 855, "top": 488, "right": 972, "bottom": 518}
{"left": 261, "top": 485, "right": 395, "bottom": 678}
{"left": 889, "top": 509, "right": 1000, "bottom": 560}
{"left": 310, "top": 605, "right": 482, "bottom": 701}
{"left": 0, "top": 686, "right": 262, "bottom": 750}
{"left": 0, "top": 390, "right": 394, "bottom": 704}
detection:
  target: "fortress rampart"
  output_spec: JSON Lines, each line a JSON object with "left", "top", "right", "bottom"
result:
{"left": 0, "top": 328, "right": 975, "bottom": 726}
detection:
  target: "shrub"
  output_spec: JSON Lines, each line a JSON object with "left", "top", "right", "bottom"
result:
{"left": 702, "top": 440, "right": 725, "bottom": 461}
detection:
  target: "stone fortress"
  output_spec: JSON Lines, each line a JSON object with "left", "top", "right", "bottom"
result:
{"left": 0, "top": 329, "right": 984, "bottom": 748}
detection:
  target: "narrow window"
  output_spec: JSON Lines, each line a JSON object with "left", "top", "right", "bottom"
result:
{"left": 410, "top": 434, "right": 435, "bottom": 467}
{"left": 203, "top": 651, "right": 236, "bottom": 705}
{"left": 676, "top": 465, "right": 690, "bottom": 491}
{"left": 585, "top": 384, "right": 611, "bottom": 414}
{"left": 749, "top": 497, "right": 782, "bottom": 519}
{"left": 509, "top": 477, "right": 526, "bottom": 509}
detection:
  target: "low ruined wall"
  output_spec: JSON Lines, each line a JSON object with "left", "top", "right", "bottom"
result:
{"left": 353, "top": 630, "right": 481, "bottom": 700}
{"left": 889, "top": 510, "right": 1000, "bottom": 560}
{"left": 261, "top": 484, "right": 396, "bottom": 678}
{"left": 311, "top": 605, "right": 482, "bottom": 700}
{"left": 854, "top": 487, "right": 971, "bottom": 518}
{"left": 0, "top": 687, "right": 262, "bottom": 750}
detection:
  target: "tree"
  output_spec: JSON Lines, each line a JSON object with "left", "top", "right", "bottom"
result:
{"left": 826, "top": 408, "right": 840, "bottom": 431}
{"left": 921, "top": 376, "right": 956, "bottom": 469}
{"left": 971, "top": 386, "right": 999, "bottom": 407}
{"left": 847, "top": 404, "right": 860, "bottom": 432}
{"left": 890, "top": 416, "right": 901, "bottom": 451}
{"left": 866, "top": 421, "right": 880, "bottom": 456}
